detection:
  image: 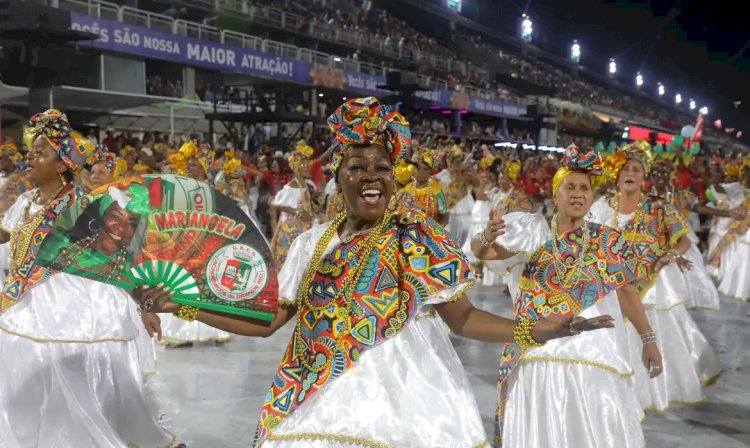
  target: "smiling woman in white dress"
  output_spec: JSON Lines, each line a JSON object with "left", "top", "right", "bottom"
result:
{"left": 0, "top": 109, "right": 173, "bottom": 447}
{"left": 135, "top": 98, "right": 614, "bottom": 448}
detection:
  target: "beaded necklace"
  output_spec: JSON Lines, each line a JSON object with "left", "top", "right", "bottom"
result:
{"left": 292, "top": 207, "right": 395, "bottom": 373}
{"left": 9, "top": 184, "right": 67, "bottom": 273}
{"left": 550, "top": 214, "right": 591, "bottom": 285}
{"left": 610, "top": 192, "right": 646, "bottom": 240}
{"left": 410, "top": 180, "right": 436, "bottom": 219}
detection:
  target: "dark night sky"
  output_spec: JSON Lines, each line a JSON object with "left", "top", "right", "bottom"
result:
{"left": 422, "top": 0, "right": 750, "bottom": 138}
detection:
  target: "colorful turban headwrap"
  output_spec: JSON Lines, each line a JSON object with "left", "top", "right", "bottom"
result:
{"left": 327, "top": 97, "right": 410, "bottom": 174}
{"left": 552, "top": 145, "right": 603, "bottom": 197}
{"left": 0, "top": 143, "right": 23, "bottom": 166}
{"left": 169, "top": 140, "right": 215, "bottom": 176}
{"left": 90, "top": 145, "right": 126, "bottom": 179}
{"left": 606, "top": 140, "right": 654, "bottom": 181}
{"left": 24, "top": 109, "right": 93, "bottom": 172}
{"left": 289, "top": 141, "right": 314, "bottom": 172}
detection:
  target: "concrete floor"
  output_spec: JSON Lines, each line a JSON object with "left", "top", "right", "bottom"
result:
{"left": 148, "top": 287, "right": 750, "bottom": 447}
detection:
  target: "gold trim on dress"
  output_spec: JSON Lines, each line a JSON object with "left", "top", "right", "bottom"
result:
{"left": 278, "top": 297, "right": 297, "bottom": 306}
{"left": 0, "top": 325, "right": 129, "bottom": 344}
{"left": 267, "top": 432, "right": 488, "bottom": 448}
{"left": 442, "top": 280, "right": 475, "bottom": 303}
{"left": 159, "top": 335, "right": 233, "bottom": 344}
{"left": 520, "top": 355, "right": 634, "bottom": 378}
{"left": 654, "top": 299, "right": 688, "bottom": 312}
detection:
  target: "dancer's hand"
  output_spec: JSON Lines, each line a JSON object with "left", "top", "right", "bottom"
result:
{"left": 482, "top": 206, "right": 507, "bottom": 242}
{"left": 532, "top": 315, "right": 615, "bottom": 343}
{"left": 643, "top": 343, "right": 663, "bottom": 378}
{"left": 132, "top": 285, "right": 177, "bottom": 314}
{"left": 729, "top": 208, "right": 746, "bottom": 220}
{"left": 656, "top": 251, "right": 692, "bottom": 272}
{"left": 141, "top": 311, "right": 162, "bottom": 341}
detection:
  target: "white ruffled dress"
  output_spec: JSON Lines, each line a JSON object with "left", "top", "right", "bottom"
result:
{"left": 262, "top": 224, "right": 488, "bottom": 448}
{"left": 435, "top": 169, "right": 475, "bottom": 247}
{"left": 489, "top": 212, "right": 644, "bottom": 448}
{"left": 0, "top": 191, "right": 173, "bottom": 447}
{"left": 589, "top": 198, "right": 722, "bottom": 412}
{"left": 710, "top": 183, "right": 750, "bottom": 300}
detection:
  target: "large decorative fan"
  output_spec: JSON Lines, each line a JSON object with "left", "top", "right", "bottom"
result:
{"left": 37, "top": 175, "right": 278, "bottom": 321}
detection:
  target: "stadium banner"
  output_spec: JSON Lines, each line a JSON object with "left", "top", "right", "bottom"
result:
{"left": 70, "top": 13, "right": 527, "bottom": 118}
{"left": 71, "top": 13, "right": 309, "bottom": 83}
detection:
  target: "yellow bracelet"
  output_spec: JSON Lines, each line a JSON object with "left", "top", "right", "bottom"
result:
{"left": 513, "top": 316, "right": 545, "bottom": 350}
{"left": 174, "top": 305, "right": 200, "bottom": 322}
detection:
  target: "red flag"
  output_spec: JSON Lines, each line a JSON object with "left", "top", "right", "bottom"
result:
{"left": 691, "top": 114, "right": 703, "bottom": 142}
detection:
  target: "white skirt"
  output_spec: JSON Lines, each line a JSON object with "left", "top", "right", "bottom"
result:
{"left": 0, "top": 274, "right": 173, "bottom": 447}
{"left": 716, "top": 234, "right": 750, "bottom": 301}
{"left": 263, "top": 309, "right": 488, "bottom": 448}
{"left": 447, "top": 195, "right": 475, "bottom": 247}
{"left": 502, "top": 292, "right": 643, "bottom": 448}
{"left": 626, "top": 265, "right": 722, "bottom": 412}
{"left": 160, "top": 313, "right": 233, "bottom": 344}
{"left": 682, "top": 244, "right": 721, "bottom": 310}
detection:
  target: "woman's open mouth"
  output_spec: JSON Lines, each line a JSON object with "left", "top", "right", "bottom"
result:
{"left": 360, "top": 187, "right": 383, "bottom": 205}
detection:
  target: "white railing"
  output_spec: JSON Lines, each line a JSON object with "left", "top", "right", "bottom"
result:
{"left": 55, "top": 0, "right": 118, "bottom": 20}
{"left": 174, "top": 19, "right": 221, "bottom": 42}
{"left": 120, "top": 7, "right": 174, "bottom": 34}
{"left": 221, "top": 30, "right": 262, "bottom": 51}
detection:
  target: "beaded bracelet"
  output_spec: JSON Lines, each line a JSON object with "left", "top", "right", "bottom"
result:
{"left": 478, "top": 229, "right": 493, "bottom": 248}
{"left": 174, "top": 305, "right": 200, "bottom": 322}
{"left": 513, "top": 316, "right": 546, "bottom": 350}
{"left": 640, "top": 331, "right": 657, "bottom": 345}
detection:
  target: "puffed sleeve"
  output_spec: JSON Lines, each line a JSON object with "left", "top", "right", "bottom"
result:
{"left": 272, "top": 184, "right": 303, "bottom": 209}
{"left": 277, "top": 225, "right": 324, "bottom": 305}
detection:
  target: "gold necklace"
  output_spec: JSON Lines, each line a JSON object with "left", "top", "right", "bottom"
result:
{"left": 293, "top": 207, "right": 395, "bottom": 374}
{"left": 411, "top": 180, "right": 435, "bottom": 219}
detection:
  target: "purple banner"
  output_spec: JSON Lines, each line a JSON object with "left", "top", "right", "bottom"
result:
{"left": 70, "top": 12, "right": 526, "bottom": 118}
{"left": 70, "top": 13, "right": 309, "bottom": 83}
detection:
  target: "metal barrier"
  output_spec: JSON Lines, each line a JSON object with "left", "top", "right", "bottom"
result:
{"left": 55, "top": 0, "right": 118, "bottom": 20}
{"left": 262, "top": 40, "right": 299, "bottom": 59}
{"left": 298, "top": 49, "right": 332, "bottom": 66}
{"left": 174, "top": 19, "right": 221, "bottom": 42}
{"left": 121, "top": 7, "right": 174, "bottom": 34}
{"left": 221, "top": 30, "right": 262, "bottom": 51}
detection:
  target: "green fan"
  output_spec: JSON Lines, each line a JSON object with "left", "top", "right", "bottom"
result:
{"left": 124, "top": 260, "right": 202, "bottom": 302}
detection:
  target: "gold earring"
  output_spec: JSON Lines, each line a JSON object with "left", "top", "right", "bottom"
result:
{"left": 335, "top": 195, "right": 344, "bottom": 213}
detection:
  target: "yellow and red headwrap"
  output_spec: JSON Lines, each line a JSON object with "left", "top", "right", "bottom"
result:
{"left": 607, "top": 140, "right": 654, "bottom": 180}
{"left": 169, "top": 140, "right": 215, "bottom": 176}
{"left": 552, "top": 145, "right": 603, "bottom": 197}
{"left": 0, "top": 143, "right": 23, "bottom": 166}
{"left": 23, "top": 109, "right": 93, "bottom": 172}
{"left": 327, "top": 97, "right": 410, "bottom": 174}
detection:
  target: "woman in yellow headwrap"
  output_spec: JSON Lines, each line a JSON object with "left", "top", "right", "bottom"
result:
{"left": 269, "top": 141, "right": 318, "bottom": 270}
{"left": 397, "top": 147, "right": 448, "bottom": 223}
{"left": 0, "top": 109, "right": 173, "bottom": 447}
{"left": 471, "top": 144, "right": 659, "bottom": 448}
{"left": 588, "top": 140, "right": 721, "bottom": 414}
